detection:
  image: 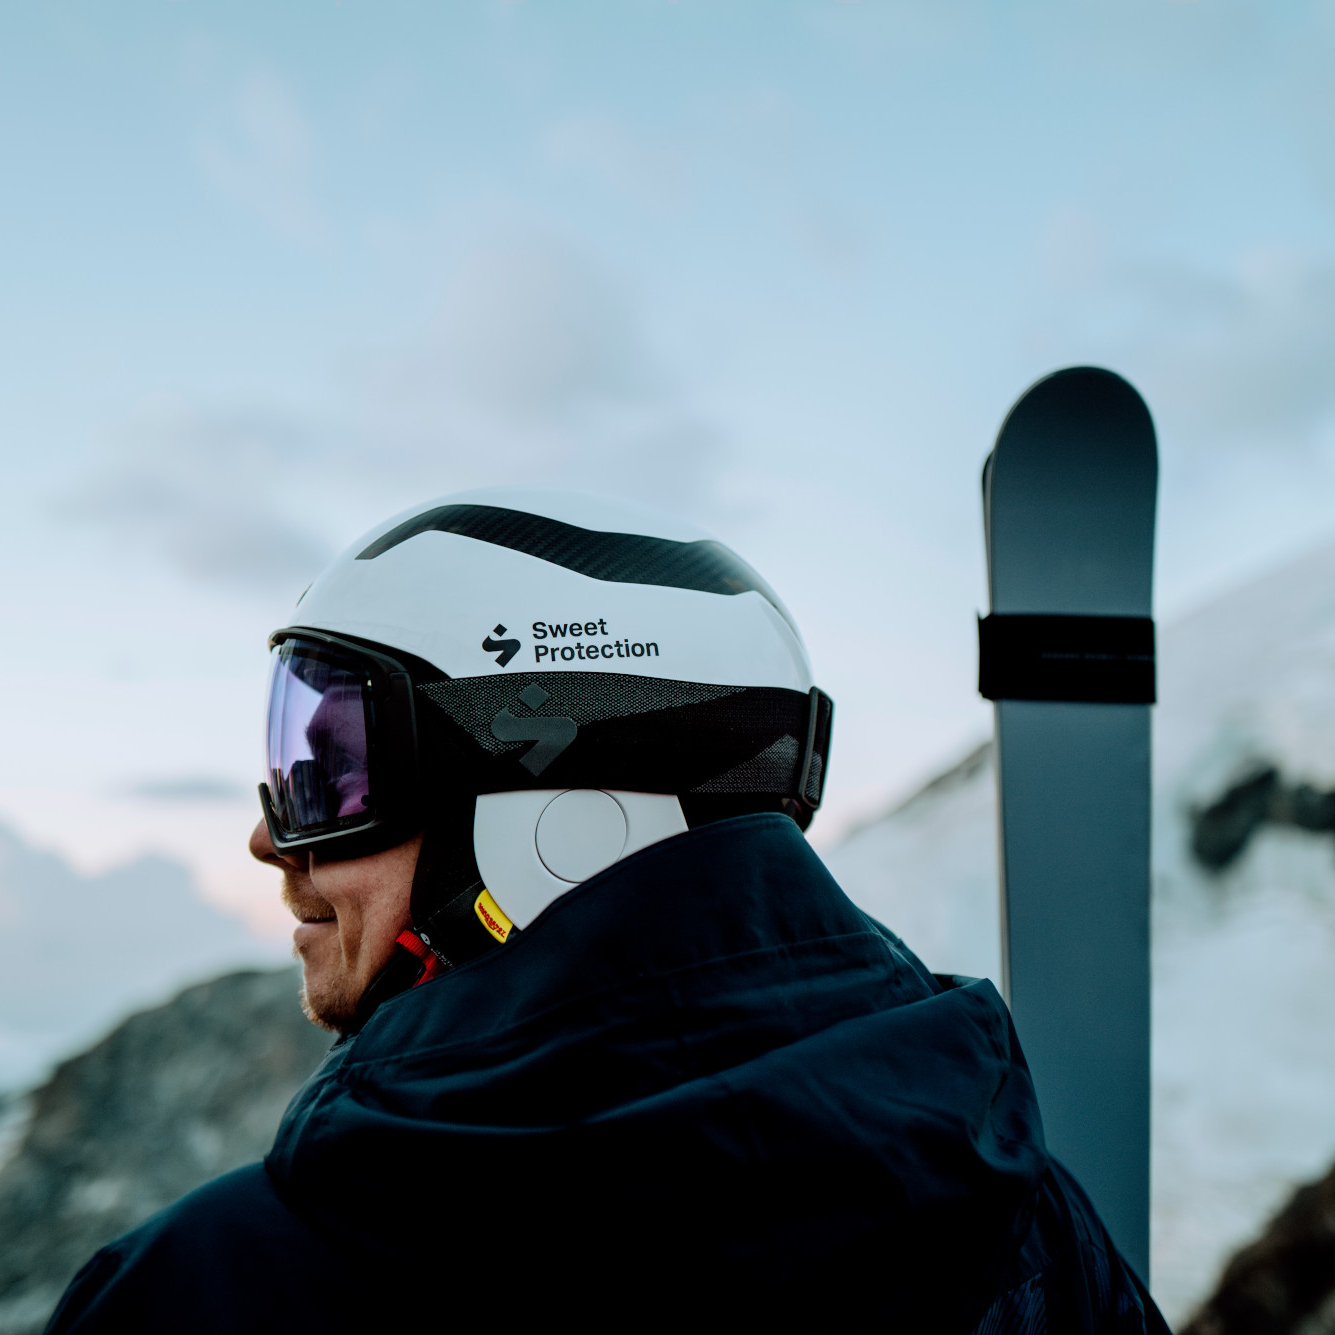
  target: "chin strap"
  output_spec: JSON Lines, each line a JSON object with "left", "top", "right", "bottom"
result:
{"left": 353, "top": 794, "right": 516, "bottom": 1029}
{"left": 393, "top": 929, "right": 448, "bottom": 983}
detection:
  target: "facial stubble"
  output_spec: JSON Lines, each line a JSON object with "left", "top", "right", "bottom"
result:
{"left": 282, "top": 872, "right": 360, "bottom": 1033}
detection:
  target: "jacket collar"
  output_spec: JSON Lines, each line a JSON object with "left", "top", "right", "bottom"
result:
{"left": 342, "top": 812, "right": 934, "bottom": 1065}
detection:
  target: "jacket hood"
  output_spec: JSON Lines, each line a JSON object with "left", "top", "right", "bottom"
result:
{"left": 266, "top": 814, "right": 1047, "bottom": 1329}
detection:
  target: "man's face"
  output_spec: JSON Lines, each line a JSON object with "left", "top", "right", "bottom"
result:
{"left": 249, "top": 820, "right": 423, "bottom": 1031}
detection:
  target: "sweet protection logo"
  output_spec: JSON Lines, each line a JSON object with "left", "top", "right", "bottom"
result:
{"left": 485, "top": 618, "right": 661, "bottom": 667}
{"left": 482, "top": 624, "right": 521, "bottom": 667}
{"left": 490, "top": 682, "right": 577, "bottom": 776}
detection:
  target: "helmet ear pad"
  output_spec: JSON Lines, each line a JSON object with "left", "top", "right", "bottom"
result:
{"left": 473, "top": 791, "right": 687, "bottom": 930}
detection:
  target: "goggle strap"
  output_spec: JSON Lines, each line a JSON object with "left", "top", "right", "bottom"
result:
{"left": 353, "top": 887, "right": 511, "bottom": 1028}
{"left": 417, "top": 677, "right": 834, "bottom": 811}
{"left": 417, "top": 880, "right": 512, "bottom": 969}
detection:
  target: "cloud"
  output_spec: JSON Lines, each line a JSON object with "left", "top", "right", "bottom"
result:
{"left": 437, "top": 239, "right": 657, "bottom": 416}
{"left": 542, "top": 114, "right": 688, "bottom": 211}
{"left": 1126, "top": 252, "right": 1335, "bottom": 446}
{"left": 354, "top": 234, "right": 730, "bottom": 516}
{"left": 58, "top": 401, "right": 334, "bottom": 593}
{"left": 795, "top": 209, "right": 873, "bottom": 279}
{"left": 128, "top": 777, "right": 250, "bottom": 803}
{"left": 801, "top": 0, "right": 986, "bottom": 65}
{"left": 1036, "top": 239, "right": 1335, "bottom": 455}
{"left": 62, "top": 237, "right": 730, "bottom": 591}
{"left": 1290, "top": 11, "right": 1335, "bottom": 211}
{"left": 1039, "top": 208, "right": 1109, "bottom": 295}
{"left": 197, "top": 70, "right": 328, "bottom": 246}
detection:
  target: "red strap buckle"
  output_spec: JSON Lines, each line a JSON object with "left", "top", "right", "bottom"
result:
{"left": 395, "top": 929, "right": 446, "bottom": 985}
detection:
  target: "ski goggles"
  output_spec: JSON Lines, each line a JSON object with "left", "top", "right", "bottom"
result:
{"left": 259, "top": 629, "right": 420, "bottom": 860}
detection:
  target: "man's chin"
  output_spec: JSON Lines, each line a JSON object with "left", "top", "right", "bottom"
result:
{"left": 298, "top": 970, "right": 362, "bottom": 1034}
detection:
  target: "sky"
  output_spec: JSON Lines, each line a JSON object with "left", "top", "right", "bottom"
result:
{"left": 4, "top": 0, "right": 1335, "bottom": 937}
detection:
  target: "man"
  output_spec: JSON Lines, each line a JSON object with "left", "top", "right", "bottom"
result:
{"left": 48, "top": 488, "right": 1169, "bottom": 1333}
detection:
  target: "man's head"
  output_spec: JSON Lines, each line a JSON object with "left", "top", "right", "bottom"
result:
{"left": 251, "top": 487, "right": 833, "bottom": 1028}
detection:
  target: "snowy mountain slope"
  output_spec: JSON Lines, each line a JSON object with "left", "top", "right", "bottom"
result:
{"left": 0, "top": 824, "right": 287, "bottom": 1092}
{"left": 823, "top": 536, "right": 1335, "bottom": 1328}
{"left": 826, "top": 741, "right": 1000, "bottom": 980}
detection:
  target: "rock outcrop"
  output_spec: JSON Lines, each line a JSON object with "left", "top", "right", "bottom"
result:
{"left": 1181, "top": 1164, "right": 1335, "bottom": 1335}
{"left": 0, "top": 967, "right": 329, "bottom": 1335}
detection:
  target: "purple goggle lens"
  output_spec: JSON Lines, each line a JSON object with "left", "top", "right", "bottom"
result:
{"left": 264, "top": 638, "right": 374, "bottom": 836}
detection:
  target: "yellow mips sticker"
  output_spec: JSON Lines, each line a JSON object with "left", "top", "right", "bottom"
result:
{"left": 474, "top": 888, "right": 514, "bottom": 944}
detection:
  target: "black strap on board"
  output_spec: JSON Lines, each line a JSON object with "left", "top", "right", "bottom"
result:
{"left": 978, "top": 614, "right": 1156, "bottom": 704}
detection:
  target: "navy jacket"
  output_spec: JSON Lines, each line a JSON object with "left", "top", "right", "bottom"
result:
{"left": 49, "top": 815, "right": 1168, "bottom": 1333}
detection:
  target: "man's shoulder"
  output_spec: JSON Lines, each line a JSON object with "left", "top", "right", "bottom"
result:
{"left": 46, "top": 1163, "right": 371, "bottom": 1335}
{"left": 969, "top": 1163, "right": 1171, "bottom": 1335}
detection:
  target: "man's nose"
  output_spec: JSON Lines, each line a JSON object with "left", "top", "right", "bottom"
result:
{"left": 248, "top": 816, "right": 309, "bottom": 872}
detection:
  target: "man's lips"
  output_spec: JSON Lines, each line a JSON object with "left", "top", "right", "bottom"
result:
{"left": 282, "top": 874, "right": 338, "bottom": 951}
{"left": 293, "top": 915, "right": 337, "bottom": 954}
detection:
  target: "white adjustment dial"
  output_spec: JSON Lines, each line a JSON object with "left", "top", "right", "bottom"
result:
{"left": 535, "top": 790, "right": 628, "bottom": 883}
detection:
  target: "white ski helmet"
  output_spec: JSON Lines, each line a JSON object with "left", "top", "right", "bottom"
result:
{"left": 260, "top": 488, "right": 833, "bottom": 975}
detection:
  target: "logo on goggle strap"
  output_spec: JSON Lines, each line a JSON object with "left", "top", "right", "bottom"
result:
{"left": 482, "top": 624, "right": 521, "bottom": 668}
{"left": 474, "top": 889, "right": 513, "bottom": 943}
{"left": 489, "top": 682, "right": 577, "bottom": 776}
